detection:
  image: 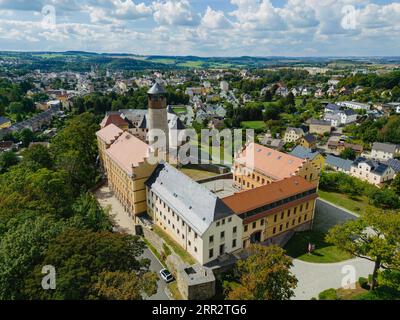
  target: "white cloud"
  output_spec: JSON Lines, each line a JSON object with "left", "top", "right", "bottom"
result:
{"left": 111, "top": 0, "right": 152, "bottom": 20}
{"left": 201, "top": 6, "right": 232, "bottom": 29}
{"left": 229, "top": 0, "right": 287, "bottom": 31}
{"left": 0, "top": 0, "right": 399, "bottom": 56}
{"left": 152, "top": 0, "right": 200, "bottom": 26}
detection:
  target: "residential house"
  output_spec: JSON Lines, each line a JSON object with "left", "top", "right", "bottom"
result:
{"left": 299, "top": 134, "right": 317, "bottom": 150}
{"left": 146, "top": 162, "right": 243, "bottom": 265}
{"left": 325, "top": 155, "right": 353, "bottom": 173}
{"left": 260, "top": 136, "right": 285, "bottom": 151}
{"left": 324, "top": 103, "right": 341, "bottom": 113}
{"left": 275, "top": 86, "right": 289, "bottom": 97}
{"left": 309, "top": 119, "right": 331, "bottom": 135}
{"left": 314, "top": 89, "right": 324, "bottom": 98}
{"left": 371, "top": 142, "right": 399, "bottom": 161}
{"left": 337, "top": 101, "right": 370, "bottom": 111}
{"left": 327, "top": 141, "right": 363, "bottom": 155}
{"left": 0, "top": 116, "right": 11, "bottom": 129}
{"left": 350, "top": 157, "right": 395, "bottom": 186}
{"left": 0, "top": 141, "right": 14, "bottom": 152}
{"left": 284, "top": 127, "right": 305, "bottom": 143}
{"left": 324, "top": 113, "right": 341, "bottom": 127}
{"left": 384, "top": 158, "right": 400, "bottom": 176}
{"left": 223, "top": 176, "right": 318, "bottom": 248}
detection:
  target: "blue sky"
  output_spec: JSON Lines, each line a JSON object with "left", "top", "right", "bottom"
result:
{"left": 0, "top": 0, "right": 399, "bottom": 56}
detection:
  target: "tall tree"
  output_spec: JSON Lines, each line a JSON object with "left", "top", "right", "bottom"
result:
{"left": 23, "top": 229, "right": 151, "bottom": 299}
{"left": 226, "top": 245, "right": 297, "bottom": 300}
{"left": 50, "top": 112, "right": 99, "bottom": 192}
{"left": 0, "top": 151, "right": 19, "bottom": 173}
{"left": 326, "top": 209, "right": 400, "bottom": 290}
{"left": 91, "top": 271, "right": 158, "bottom": 300}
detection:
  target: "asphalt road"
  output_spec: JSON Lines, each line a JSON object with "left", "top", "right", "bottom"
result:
{"left": 142, "top": 247, "right": 170, "bottom": 300}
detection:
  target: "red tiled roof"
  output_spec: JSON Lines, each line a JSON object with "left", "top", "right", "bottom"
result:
{"left": 222, "top": 176, "right": 317, "bottom": 214}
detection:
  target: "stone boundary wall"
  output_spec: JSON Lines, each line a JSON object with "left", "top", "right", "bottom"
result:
{"left": 196, "top": 172, "right": 233, "bottom": 184}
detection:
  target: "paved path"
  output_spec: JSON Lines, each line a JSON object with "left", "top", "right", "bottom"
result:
{"left": 292, "top": 198, "right": 370, "bottom": 300}
{"left": 94, "top": 183, "right": 170, "bottom": 300}
{"left": 292, "top": 257, "right": 374, "bottom": 300}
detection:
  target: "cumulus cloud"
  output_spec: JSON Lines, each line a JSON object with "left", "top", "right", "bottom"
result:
{"left": 0, "top": 0, "right": 399, "bottom": 56}
{"left": 152, "top": 0, "right": 200, "bottom": 26}
{"left": 229, "top": 0, "right": 287, "bottom": 31}
{"left": 201, "top": 6, "right": 232, "bottom": 29}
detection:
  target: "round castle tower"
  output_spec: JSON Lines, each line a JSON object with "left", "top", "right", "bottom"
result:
{"left": 147, "top": 82, "right": 169, "bottom": 151}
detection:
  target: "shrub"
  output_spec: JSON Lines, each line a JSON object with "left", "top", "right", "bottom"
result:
{"left": 359, "top": 277, "right": 370, "bottom": 290}
{"left": 318, "top": 288, "right": 339, "bottom": 300}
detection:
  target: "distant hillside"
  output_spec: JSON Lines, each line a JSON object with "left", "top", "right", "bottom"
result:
{"left": 0, "top": 51, "right": 399, "bottom": 72}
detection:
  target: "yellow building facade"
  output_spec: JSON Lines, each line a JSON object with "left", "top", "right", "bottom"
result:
{"left": 223, "top": 176, "right": 318, "bottom": 248}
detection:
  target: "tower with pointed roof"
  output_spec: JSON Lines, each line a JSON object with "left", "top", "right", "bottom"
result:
{"left": 147, "top": 82, "right": 169, "bottom": 151}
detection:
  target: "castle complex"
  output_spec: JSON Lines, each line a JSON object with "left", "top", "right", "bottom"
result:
{"left": 96, "top": 83, "right": 321, "bottom": 266}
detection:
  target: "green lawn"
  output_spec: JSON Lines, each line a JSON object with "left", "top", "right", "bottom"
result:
{"left": 152, "top": 225, "right": 196, "bottom": 265}
{"left": 172, "top": 106, "right": 187, "bottom": 114}
{"left": 240, "top": 121, "right": 267, "bottom": 129}
{"left": 318, "top": 190, "right": 375, "bottom": 214}
{"left": 284, "top": 230, "right": 353, "bottom": 263}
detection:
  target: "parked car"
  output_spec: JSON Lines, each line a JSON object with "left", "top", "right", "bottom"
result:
{"left": 159, "top": 268, "right": 174, "bottom": 283}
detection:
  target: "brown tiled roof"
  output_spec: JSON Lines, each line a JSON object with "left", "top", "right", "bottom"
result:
{"left": 100, "top": 113, "right": 129, "bottom": 128}
{"left": 222, "top": 176, "right": 317, "bottom": 214}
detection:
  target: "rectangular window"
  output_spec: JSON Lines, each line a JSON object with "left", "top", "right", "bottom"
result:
{"left": 232, "top": 239, "right": 237, "bottom": 248}
{"left": 244, "top": 225, "right": 248, "bottom": 232}
{"left": 221, "top": 231, "right": 225, "bottom": 240}
{"left": 260, "top": 219, "right": 264, "bottom": 226}
{"left": 252, "top": 221, "right": 256, "bottom": 229}
{"left": 233, "top": 226, "right": 237, "bottom": 234}
{"left": 273, "top": 227, "right": 276, "bottom": 234}
{"left": 306, "top": 202, "right": 309, "bottom": 210}
{"left": 280, "top": 212, "right": 284, "bottom": 219}
{"left": 286, "top": 222, "right": 289, "bottom": 229}
{"left": 209, "top": 249, "right": 214, "bottom": 258}
{"left": 304, "top": 214, "right": 308, "bottom": 221}
{"left": 279, "top": 224, "right": 283, "bottom": 232}
{"left": 209, "top": 235, "right": 214, "bottom": 244}
{"left": 274, "top": 215, "right": 277, "bottom": 223}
